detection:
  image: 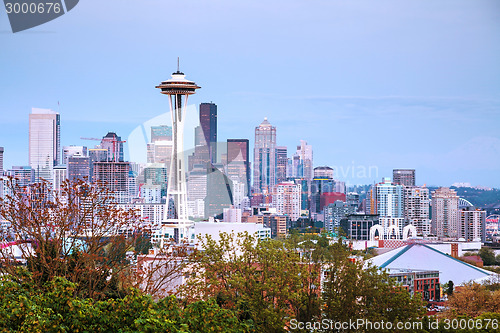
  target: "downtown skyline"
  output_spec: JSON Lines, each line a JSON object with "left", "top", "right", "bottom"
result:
{"left": 1, "top": 0, "right": 499, "bottom": 187}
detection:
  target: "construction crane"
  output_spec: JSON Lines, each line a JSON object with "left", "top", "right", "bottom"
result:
{"left": 80, "top": 136, "right": 126, "bottom": 162}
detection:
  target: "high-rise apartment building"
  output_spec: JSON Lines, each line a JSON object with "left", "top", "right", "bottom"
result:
{"left": 393, "top": 169, "right": 416, "bottom": 187}
{"left": 431, "top": 187, "right": 459, "bottom": 238}
{"left": 272, "top": 181, "right": 301, "bottom": 221}
{"left": 366, "top": 178, "right": 404, "bottom": 218}
{"left": 404, "top": 186, "right": 431, "bottom": 236}
{"left": 276, "top": 146, "right": 288, "bottom": 183}
{"left": 459, "top": 207, "right": 486, "bottom": 242}
{"left": 29, "top": 108, "right": 60, "bottom": 182}
{"left": 226, "top": 139, "right": 250, "bottom": 196}
{"left": 253, "top": 118, "right": 276, "bottom": 194}
{"left": 199, "top": 103, "right": 217, "bottom": 164}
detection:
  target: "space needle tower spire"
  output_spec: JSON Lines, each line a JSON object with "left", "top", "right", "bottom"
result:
{"left": 156, "top": 59, "right": 200, "bottom": 243}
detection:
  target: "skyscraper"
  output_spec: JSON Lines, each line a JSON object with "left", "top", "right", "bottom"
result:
{"left": 0, "top": 147, "right": 3, "bottom": 175}
{"left": 272, "top": 181, "right": 302, "bottom": 221}
{"left": 431, "top": 187, "right": 459, "bottom": 238}
{"left": 292, "top": 140, "right": 313, "bottom": 181}
{"left": 199, "top": 103, "right": 217, "bottom": 164}
{"left": 459, "top": 207, "right": 486, "bottom": 242}
{"left": 276, "top": 146, "right": 288, "bottom": 183}
{"left": 404, "top": 186, "right": 431, "bottom": 236}
{"left": 393, "top": 169, "right": 416, "bottom": 187}
{"left": 253, "top": 118, "right": 276, "bottom": 195}
{"left": 62, "top": 146, "right": 87, "bottom": 164}
{"left": 93, "top": 161, "right": 130, "bottom": 192}
{"left": 67, "top": 156, "right": 91, "bottom": 182}
{"left": 29, "top": 108, "right": 60, "bottom": 182}
{"left": 100, "top": 132, "right": 124, "bottom": 162}
{"left": 226, "top": 139, "right": 250, "bottom": 195}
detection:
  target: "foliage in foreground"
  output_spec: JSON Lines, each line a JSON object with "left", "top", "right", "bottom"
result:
{"left": 0, "top": 273, "right": 252, "bottom": 333}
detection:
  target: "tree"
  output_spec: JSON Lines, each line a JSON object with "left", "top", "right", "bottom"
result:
{"left": 320, "top": 239, "right": 425, "bottom": 327}
{"left": 0, "top": 177, "right": 142, "bottom": 299}
{"left": 0, "top": 273, "right": 252, "bottom": 332}
{"left": 445, "top": 280, "right": 454, "bottom": 295}
{"left": 180, "top": 232, "right": 315, "bottom": 332}
{"left": 479, "top": 247, "right": 496, "bottom": 266}
{"left": 446, "top": 282, "right": 500, "bottom": 317}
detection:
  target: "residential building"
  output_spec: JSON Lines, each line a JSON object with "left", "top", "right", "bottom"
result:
{"left": 404, "top": 186, "right": 431, "bottom": 236}
{"left": 431, "top": 187, "right": 459, "bottom": 238}
{"left": 272, "top": 181, "right": 301, "bottom": 221}
{"left": 459, "top": 207, "right": 486, "bottom": 242}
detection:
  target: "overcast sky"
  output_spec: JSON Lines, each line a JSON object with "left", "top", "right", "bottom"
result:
{"left": 1, "top": 0, "right": 499, "bottom": 187}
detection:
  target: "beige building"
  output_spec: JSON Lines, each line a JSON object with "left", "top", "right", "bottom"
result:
{"left": 431, "top": 187, "right": 459, "bottom": 238}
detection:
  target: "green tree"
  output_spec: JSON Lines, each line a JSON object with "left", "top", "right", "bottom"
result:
{"left": 479, "top": 247, "right": 496, "bottom": 266}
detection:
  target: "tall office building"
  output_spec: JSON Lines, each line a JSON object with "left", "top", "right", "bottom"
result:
{"left": 205, "top": 164, "right": 233, "bottom": 218}
{"left": 53, "top": 165, "right": 67, "bottom": 192}
{"left": 151, "top": 125, "right": 172, "bottom": 142}
{"left": 226, "top": 139, "right": 250, "bottom": 196}
{"left": 29, "top": 108, "right": 60, "bottom": 182}
{"left": 100, "top": 132, "right": 124, "bottom": 162}
{"left": 253, "top": 118, "right": 276, "bottom": 194}
{"left": 393, "top": 169, "right": 416, "bottom": 187}
{"left": 404, "top": 186, "right": 431, "bottom": 236}
{"left": 314, "top": 166, "right": 334, "bottom": 179}
{"left": 199, "top": 103, "right": 217, "bottom": 164}
{"left": 290, "top": 140, "right": 313, "bottom": 181}
{"left": 431, "top": 187, "right": 459, "bottom": 238}
{"left": 93, "top": 161, "right": 130, "bottom": 192}
{"left": 62, "top": 146, "right": 87, "bottom": 164}
{"left": 67, "top": 156, "right": 91, "bottom": 182}
{"left": 276, "top": 146, "right": 288, "bottom": 183}
{"left": 6, "top": 166, "right": 34, "bottom": 186}
{"left": 0, "top": 147, "right": 4, "bottom": 175}
{"left": 459, "top": 207, "right": 486, "bottom": 242}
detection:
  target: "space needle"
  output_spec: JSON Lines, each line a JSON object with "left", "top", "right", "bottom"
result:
{"left": 156, "top": 60, "right": 200, "bottom": 243}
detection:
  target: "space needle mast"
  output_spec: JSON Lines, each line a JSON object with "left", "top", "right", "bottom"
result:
{"left": 156, "top": 59, "right": 200, "bottom": 243}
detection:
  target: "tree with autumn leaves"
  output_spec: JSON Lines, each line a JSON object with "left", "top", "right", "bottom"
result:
{"left": 180, "top": 232, "right": 425, "bottom": 332}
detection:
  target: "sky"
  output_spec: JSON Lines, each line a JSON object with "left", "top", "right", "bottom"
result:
{"left": 1, "top": 0, "right": 499, "bottom": 187}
